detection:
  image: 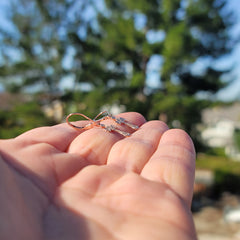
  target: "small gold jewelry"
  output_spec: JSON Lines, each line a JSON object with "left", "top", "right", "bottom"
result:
{"left": 66, "top": 111, "right": 139, "bottom": 137}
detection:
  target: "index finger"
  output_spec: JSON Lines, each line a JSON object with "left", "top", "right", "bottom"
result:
{"left": 15, "top": 121, "right": 89, "bottom": 151}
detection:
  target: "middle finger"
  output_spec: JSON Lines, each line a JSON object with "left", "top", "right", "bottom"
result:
{"left": 107, "top": 121, "right": 168, "bottom": 173}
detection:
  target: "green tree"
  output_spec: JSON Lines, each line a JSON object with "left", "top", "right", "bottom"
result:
{"left": 97, "top": 0, "right": 235, "bottom": 135}
{"left": 0, "top": 0, "right": 236, "bottom": 139}
{"left": 0, "top": 100, "right": 54, "bottom": 138}
{"left": 0, "top": 0, "right": 111, "bottom": 95}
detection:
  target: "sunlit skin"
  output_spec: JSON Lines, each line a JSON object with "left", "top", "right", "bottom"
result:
{"left": 0, "top": 112, "right": 197, "bottom": 240}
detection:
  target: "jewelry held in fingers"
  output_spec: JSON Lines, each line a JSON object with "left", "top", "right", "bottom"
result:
{"left": 94, "top": 111, "right": 139, "bottom": 130}
{"left": 66, "top": 111, "right": 139, "bottom": 137}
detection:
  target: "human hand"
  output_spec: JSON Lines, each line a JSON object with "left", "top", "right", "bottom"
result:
{"left": 0, "top": 112, "right": 196, "bottom": 240}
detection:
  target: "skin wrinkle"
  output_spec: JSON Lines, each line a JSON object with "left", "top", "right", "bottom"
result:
{"left": 58, "top": 168, "right": 136, "bottom": 201}
{"left": 76, "top": 142, "right": 101, "bottom": 165}
{"left": 53, "top": 187, "right": 123, "bottom": 240}
{"left": 136, "top": 123, "right": 169, "bottom": 166}
{"left": 23, "top": 144, "right": 59, "bottom": 190}
{"left": 58, "top": 181, "right": 194, "bottom": 240}
{"left": 157, "top": 146, "right": 194, "bottom": 169}
{"left": 107, "top": 209, "right": 190, "bottom": 240}
{"left": 65, "top": 136, "right": 81, "bottom": 153}
{"left": 60, "top": 165, "right": 125, "bottom": 197}
{"left": 56, "top": 152, "right": 78, "bottom": 176}
{"left": 122, "top": 211, "right": 193, "bottom": 239}
{"left": 143, "top": 142, "right": 195, "bottom": 174}
{"left": 16, "top": 125, "right": 80, "bottom": 152}
{"left": 111, "top": 212, "right": 191, "bottom": 240}
{"left": 156, "top": 154, "right": 194, "bottom": 173}
{"left": 55, "top": 126, "right": 84, "bottom": 152}
{"left": 125, "top": 138, "right": 155, "bottom": 152}
{"left": 159, "top": 142, "right": 195, "bottom": 157}
{"left": 139, "top": 137, "right": 163, "bottom": 170}
{"left": 88, "top": 217, "right": 123, "bottom": 240}
{"left": 108, "top": 123, "right": 168, "bottom": 172}
{"left": 159, "top": 130, "right": 195, "bottom": 157}
{"left": 69, "top": 128, "right": 122, "bottom": 166}
{"left": 55, "top": 129, "right": 81, "bottom": 153}
{"left": 79, "top": 205, "right": 125, "bottom": 240}
{"left": 47, "top": 149, "right": 61, "bottom": 187}
{"left": 67, "top": 169, "right": 177, "bottom": 219}
{"left": 13, "top": 131, "right": 103, "bottom": 191}
{"left": 22, "top": 143, "right": 85, "bottom": 191}
{"left": 159, "top": 155, "right": 195, "bottom": 206}
{"left": 140, "top": 130, "right": 195, "bottom": 207}
{"left": 43, "top": 166, "right": 123, "bottom": 239}
{"left": 136, "top": 122, "right": 168, "bottom": 142}
{"left": 64, "top": 185, "right": 128, "bottom": 240}
{"left": 109, "top": 138, "right": 155, "bottom": 172}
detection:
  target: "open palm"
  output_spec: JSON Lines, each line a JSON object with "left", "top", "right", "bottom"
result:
{"left": 0, "top": 112, "right": 196, "bottom": 240}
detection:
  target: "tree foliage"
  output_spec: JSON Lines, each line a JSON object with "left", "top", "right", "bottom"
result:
{"left": 0, "top": 0, "right": 107, "bottom": 93}
{"left": 97, "top": 0, "right": 235, "bottom": 134}
{"left": 0, "top": 100, "right": 54, "bottom": 138}
{"left": 0, "top": 0, "right": 236, "bottom": 139}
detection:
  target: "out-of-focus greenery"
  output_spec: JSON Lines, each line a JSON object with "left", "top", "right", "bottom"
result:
{"left": 204, "top": 147, "right": 226, "bottom": 157}
{"left": 234, "top": 129, "right": 240, "bottom": 151}
{"left": 0, "top": 100, "right": 55, "bottom": 139}
{"left": 0, "top": 0, "right": 237, "bottom": 143}
{"left": 196, "top": 153, "right": 240, "bottom": 175}
{"left": 196, "top": 154, "right": 240, "bottom": 197}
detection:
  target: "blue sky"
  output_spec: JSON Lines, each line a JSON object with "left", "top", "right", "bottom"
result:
{"left": 0, "top": 0, "right": 240, "bottom": 101}
{"left": 215, "top": 0, "right": 240, "bottom": 101}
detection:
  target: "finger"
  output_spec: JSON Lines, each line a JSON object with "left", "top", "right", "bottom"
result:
{"left": 107, "top": 121, "right": 168, "bottom": 173}
{"left": 141, "top": 129, "right": 196, "bottom": 207}
{"left": 67, "top": 112, "right": 146, "bottom": 165}
{"left": 15, "top": 122, "right": 89, "bottom": 152}
{"left": 0, "top": 138, "right": 88, "bottom": 197}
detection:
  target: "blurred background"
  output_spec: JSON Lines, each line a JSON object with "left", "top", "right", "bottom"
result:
{"left": 0, "top": 0, "right": 240, "bottom": 238}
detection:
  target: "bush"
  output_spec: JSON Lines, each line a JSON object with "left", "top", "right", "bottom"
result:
{"left": 0, "top": 101, "right": 55, "bottom": 139}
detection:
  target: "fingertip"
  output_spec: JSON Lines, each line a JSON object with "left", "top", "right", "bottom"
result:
{"left": 117, "top": 112, "right": 147, "bottom": 127}
{"left": 160, "top": 129, "right": 196, "bottom": 157}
